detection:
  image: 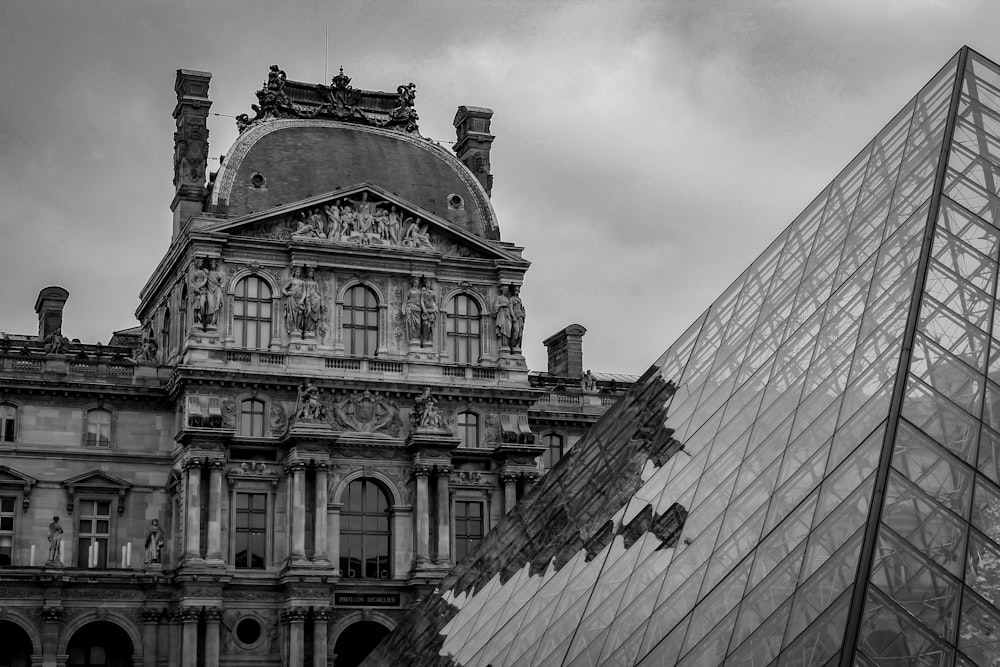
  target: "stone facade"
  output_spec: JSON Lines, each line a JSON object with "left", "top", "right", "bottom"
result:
{"left": 0, "top": 67, "right": 632, "bottom": 667}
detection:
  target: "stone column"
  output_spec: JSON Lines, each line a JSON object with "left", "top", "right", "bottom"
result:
{"left": 204, "top": 607, "right": 222, "bottom": 667}
{"left": 41, "top": 607, "right": 63, "bottom": 667}
{"left": 314, "top": 463, "right": 330, "bottom": 564}
{"left": 288, "top": 462, "right": 307, "bottom": 564}
{"left": 329, "top": 502, "right": 342, "bottom": 573}
{"left": 206, "top": 460, "right": 224, "bottom": 563}
{"left": 436, "top": 469, "right": 451, "bottom": 565}
{"left": 166, "top": 610, "right": 181, "bottom": 667}
{"left": 183, "top": 459, "right": 202, "bottom": 559}
{"left": 502, "top": 474, "right": 518, "bottom": 514}
{"left": 180, "top": 608, "right": 200, "bottom": 666}
{"left": 141, "top": 610, "right": 161, "bottom": 667}
{"left": 285, "top": 607, "right": 307, "bottom": 666}
{"left": 312, "top": 608, "right": 331, "bottom": 667}
{"left": 414, "top": 467, "right": 431, "bottom": 564}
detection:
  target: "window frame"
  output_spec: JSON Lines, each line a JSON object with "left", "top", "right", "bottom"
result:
{"left": 228, "top": 480, "right": 275, "bottom": 571}
{"left": 342, "top": 285, "right": 380, "bottom": 357}
{"left": 453, "top": 498, "right": 485, "bottom": 563}
{"left": 456, "top": 410, "right": 481, "bottom": 449}
{"left": 233, "top": 275, "right": 274, "bottom": 351}
{"left": 446, "top": 293, "right": 482, "bottom": 364}
{"left": 0, "top": 494, "right": 17, "bottom": 566}
{"left": 233, "top": 491, "right": 269, "bottom": 570}
{"left": 339, "top": 478, "right": 392, "bottom": 579}
{"left": 75, "top": 496, "right": 117, "bottom": 569}
{"left": 84, "top": 408, "right": 114, "bottom": 448}
{"left": 239, "top": 398, "right": 268, "bottom": 438}
{"left": 0, "top": 403, "right": 17, "bottom": 443}
{"left": 540, "top": 432, "right": 565, "bottom": 469}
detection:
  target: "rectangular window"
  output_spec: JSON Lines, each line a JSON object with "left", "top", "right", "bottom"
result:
{"left": 0, "top": 405, "right": 15, "bottom": 442}
{"left": 77, "top": 499, "right": 111, "bottom": 568}
{"left": 86, "top": 410, "right": 112, "bottom": 447}
{"left": 0, "top": 496, "right": 15, "bottom": 566}
{"left": 454, "top": 501, "right": 484, "bottom": 562}
{"left": 235, "top": 492, "right": 267, "bottom": 569}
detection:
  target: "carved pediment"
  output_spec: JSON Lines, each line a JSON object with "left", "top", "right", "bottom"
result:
{"left": 61, "top": 470, "right": 132, "bottom": 515}
{"left": 0, "top": 466, "right": 36, "bottom": 509}
{"left": 214, "top": 184, "right": 505, "bottom": 260}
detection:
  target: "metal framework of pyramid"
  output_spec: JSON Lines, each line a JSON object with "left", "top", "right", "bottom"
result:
{"left": 365, "top": 46, "right": 1000, "bottom": 666}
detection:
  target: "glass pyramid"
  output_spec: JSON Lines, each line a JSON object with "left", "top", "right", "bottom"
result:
{"left": 365, "top": 46, "right": 1000, "bottom": 666}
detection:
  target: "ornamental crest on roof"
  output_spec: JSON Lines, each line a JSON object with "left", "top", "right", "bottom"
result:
{"left": 236, "top": 65, "right": 419, "bottom": 135}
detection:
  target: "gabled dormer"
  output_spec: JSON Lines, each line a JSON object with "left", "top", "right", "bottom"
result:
{"left": 61, "top": 470, "right": 132, "bottom": 515}
{"left": 0, "top": 466, "right": 36, "bottom": 510}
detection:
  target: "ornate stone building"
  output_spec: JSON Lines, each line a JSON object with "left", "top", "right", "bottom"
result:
{"left": 0, "top": 67, "right": 631, "bottom": 667}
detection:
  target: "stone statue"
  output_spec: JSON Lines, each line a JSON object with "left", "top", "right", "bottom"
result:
{"left": 324, "top": 204, "right": 342, "bottom": 240}
{"left": 302, "top": 267, "right": 324, "bottom": 337}
{"left": 387, "top": 206, "right": 402, "bottom": 245}
{"left": 47, "top": 516, "right": 63, "bottom": 562}
{"left": 412, "top": 387, "right": 444, "bottom": 430}
{"left": 44, "top": 329, "right": 69, "bottom": 355}
{"left": 402, "top": 218, "right": 433, "bottom": 249}
{"left": 145, "top": 519, "right": 165, "bottom": 565}
{"left": 204, "top": 258, "right": 225, "bottom": 330}
{"left": 494, "top": 285, "right": 513, "bottom": 350}
{"left": 292, "top": 211, "right": 322, "bottom": 239}
{"left": 188, "top": 259, "right": 209, "bottom": 329}
{"left": 295, "top": 381, "right": 325, "bottom": 421}
{"left": 135, "top": 336, "right": 158, "bottom": 364}
{"left": 404, "top": 277, "right": 423, "bottom": 343}
{"left": 282, "top": 267, "right": 306, "bottom": 336}
{"left": 419, "top": 279, "right": 438, "bottom": 345}
{"left": 582, "top": 370, "right": 597, "bottom": 392}
{"left": 510, "top": 285, "right": 525, "bottom": 350}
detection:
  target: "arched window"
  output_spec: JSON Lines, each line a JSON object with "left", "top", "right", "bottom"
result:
{"left": 239, "top": 399, "right": 267, "bottom": 437}
{"left": 179, "top": 285, "right": 188, "bottom": 341}
{"left": 234, "top": 276, "right": 273, "bottom": 350}
{"left": 541, "top": 433, "right": 564, "bottom": 469}
{"left": 447, "top": 294, "right": 481, "bottom": 364}
{"left": 340, "top": 479, "right": 391, "bottom": 579}
{"left": 86, "top": 409, "right": 113, "bottom": 447}
{"left": 457, "top": 411, "right": 480, "bottom": 448}
{"left": 343, "top": 285, "right": 379, "bottom": 356}
{"left": 160, "top": 308, "right": 171, "bottom": 359}
{"left": 0, "top": 404, "right": 15, "bottom": 442}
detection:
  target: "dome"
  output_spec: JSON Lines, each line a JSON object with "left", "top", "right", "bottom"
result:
{"left": 211, "top": 119, "right": 498, "bottom": 239}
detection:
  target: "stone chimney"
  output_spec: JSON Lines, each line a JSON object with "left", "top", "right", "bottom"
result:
{"left": 34, "top": 286, "right": 69, "bottom": 341}
{"left": 172, "top": 69, "right": 213, "bottom": 237}
{"left": 543, "top": 324, "right": 587, "bottom": 378}
{"left": 453, "top": 106, "right": 495, "bottom": 196}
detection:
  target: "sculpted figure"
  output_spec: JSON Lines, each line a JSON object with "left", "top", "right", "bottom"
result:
{"left": 404, "top": 277, "right": 422, "bottom": 343}
{"left": 402, "top": 218, "right": 433, "bottom": 249}
{"left": 295, "top": 381, "right": 325, "bottom": 421}
{"left": 145, "top": 519, "right": 165, "bottom": 564}
{"left": 136, "top": 336, "right": 158, "bottom": 364}
{"left": 292, "top": 211, "right": 321, "bottom": 238}
{"left": 494, "top": 285, "right": 513, "bottom": 350}
{"left": 44, "top": 328, "right": 69, "bottom": 355}
{"left": 341, "top": 206, "right": 357, "bottom": 236}
{"left": 204, "top": 258, "right": 225, "bottom": 330}
{"left": 510, "top": 284, "right": 525, "bottom": 350}
{"left": 48, "top": 516, "right": 64, "bottom": 562}
{"left": 419, "top": 279, "right": 438, "bottom": 345}
{"left": 413, "top": 387, "right": 444, "bottom": 430}
{"left": 282, "top": 267, "right": 306, "bottom": 335}
{"left": 387, "top": 206, "right": 402, "bottom": 245}
{"left": 582, "top": 369, "right": 597, "bottom": 392}
{"left": 188, "top": 259, "right": 209, "bottom": 329}
{"left": 353, "top": 193, "right": 375, "bottom": 235}
{"left": 324, "top": 204, "right": 342, "bottom": 240}
{"left": 303, "top": 267, "right": 324, "bottom": 336}
{"left": 374, "top": 208, "right": 389, "bottom": 242}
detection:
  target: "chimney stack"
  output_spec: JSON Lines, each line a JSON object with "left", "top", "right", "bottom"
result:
{"left": 34, "top": 286, "right": 69, "bottom": 341}
{"left": 543, "top": 324, "right": 587, "bottom": 378}
{"left": 453, "top": 106, "right": 495, "bottom": 196}
{"left": 172, "top": 69, "right": 213, "bottom": 237}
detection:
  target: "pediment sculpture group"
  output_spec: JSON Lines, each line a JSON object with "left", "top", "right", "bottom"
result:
{"left": 291, "top": 193, "right": 435, "bottom": 250}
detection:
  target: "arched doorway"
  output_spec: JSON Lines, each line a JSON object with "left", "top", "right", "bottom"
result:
{"left": 333, "top": 620, "right": 391, "bottom": 667}
{"left": 0, "top": 620, "right": 33, "bottom": 667}
{"left": 66, "top": 621, "right": 134, "bottom": 667}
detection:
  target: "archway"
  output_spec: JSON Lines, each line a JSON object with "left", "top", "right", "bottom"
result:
{"left": 332, "top": 620, "right": 391, "bottom": 667}
{"left": 0, "top": 620, "right": 33, "bottom": 667}
{"left": 66, "top": 621, "right": 134, "bottom": 667}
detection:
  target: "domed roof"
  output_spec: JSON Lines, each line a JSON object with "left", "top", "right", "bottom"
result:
{"left": 211, "top": 119, "right": 498, "bottom": 239}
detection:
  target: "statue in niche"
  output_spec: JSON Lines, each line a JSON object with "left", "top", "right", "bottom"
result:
{"left": 188, "top": 258, "right": 209, "bottom": 329}
{"left": 302, "top": 267, "right": 324, "bottom": 337}
{"left": 282, "top": 267, "right": 306, "bottom": 336}
{"left": 47, "top": 516, "right": 63, "bottom": 562}
{"left": 419, "top": 278, "right": 438, "bottom": 345}
{"left": 204, "top": 258, "right": 226, "bottom": 330}
{"left": 402, "top": 217, "right": 434, "bottom": 249}
{"left": 494, "top": 285, "right": 513, "bottom": 350}
{"left": 510, "top": 284, "right": 525, "bottom": 350}
{"left": 404, "top": 277, "right": 423, "bottom": 343}
{"left": 44, "top": 328, "right": 69, "bottom": 355}
{"left": 294, "top": 381, "right": 326, "bottom": 422}
{"left": 145, "top": 519, "right": 165, "bottom": 565}
{"left": 412, "top": 387, "right": 444, "bottom": 430}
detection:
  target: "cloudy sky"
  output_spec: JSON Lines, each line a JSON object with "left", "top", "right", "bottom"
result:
{"left": 0, "top": 0, "right": 997, "bottom": 374}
